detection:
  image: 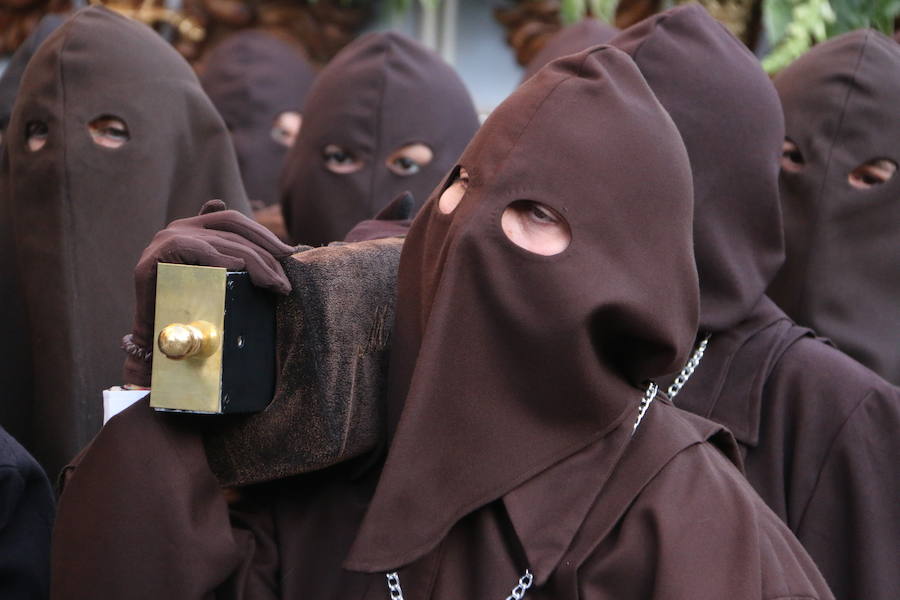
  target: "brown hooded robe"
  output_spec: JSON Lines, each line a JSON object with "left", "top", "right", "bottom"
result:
{"left": 279, "top": 31, "right": 479, "bottom": 247}
{"left": 0, "top": 6, "right": 251, "bottom": 476}
{"left": 612, "top": 8, "right": 900, "bottom": 598}
{"left": 200, "top": 30, "right": 316, "bottom": 211}
{"left": 52, "top": 45, "right": 831, "bottom": 600}
{"left": 767, "top": 30, "right": 900, "bottom": 385}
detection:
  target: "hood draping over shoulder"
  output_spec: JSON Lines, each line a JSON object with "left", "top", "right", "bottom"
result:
{"left": 521, "top": 18, "right": 619, "bottom": 82}
{"left": 279, "top": 31, "right": 479, "bottom": 247}
{"left": 613, "top": 4, "right": 786, "bottom": 333}
{"left": 345, "top": 45, "right": 698, "bottom": 572}
{"left": 767, "top": 30, "right": 900, "bottom": 384}
{"left": 201, "top": 30, "right": 316, "bottom": 209}
{"left": 0, "top": 6, "right": 250, "bottom": 474}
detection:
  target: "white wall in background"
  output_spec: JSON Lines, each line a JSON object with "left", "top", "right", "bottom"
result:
{"left": 369, "top": 0, "right": 523, "bottom": 117}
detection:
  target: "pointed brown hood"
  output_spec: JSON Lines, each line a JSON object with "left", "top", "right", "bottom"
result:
{"left": 0, "top": 6, "right": 249, "bottom": 474}
{"left": 346, "top": 44, "right": 698, "bottom": 572}
{"left": 200, "top": 30, "right": 316, "bottom": 209}
{"left": 279, "top": 31, "right": 479, "bottom": 247}
{"left": 613, "top": 4, "right": 786, "bottom": 333}
{"left": 767, "top": 30, "right": 900, "bottom": 383}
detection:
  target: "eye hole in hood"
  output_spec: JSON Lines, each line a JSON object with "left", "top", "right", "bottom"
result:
{"left": 848, "top": 158, "right": 896, "bottom": 190}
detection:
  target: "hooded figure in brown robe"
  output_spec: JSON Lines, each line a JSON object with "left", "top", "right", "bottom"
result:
{"left": 767, "top": 30, "right": 900, "bottom": 385}
{"left": 520, "top": 17, "right": 618, "bottom": 82}
{"left": 0, "top": 6, "right": 251, "bottom": 476}
{"left": 51, "top": 43, "right": 832, "bottom": 600}
{"left": 279, "top": 31, "right": 479, "bottom": 247}
{"left": 612, "top": 7, "right": 900, "bottom": 598}
{"left": 200, "top": 30, "right": 316, "bottom": 214}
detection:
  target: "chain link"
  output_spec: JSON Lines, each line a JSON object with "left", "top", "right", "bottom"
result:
{"left": 666, "top": 334, "right": 711, "bottom": 401}
{"left": 383, "top": 338, "right": 713, "bottom": 598}
{"left": 633, "top": 381, "right": 659, "bottom": 434}
{"left": 506, "top": 570, "right": 534, "bottom": 600}
{"left": 386, "top": 569, "right": 533, "bottom": 600}
{"left": 386, "top": 572, "right": 403, "bottom": 600}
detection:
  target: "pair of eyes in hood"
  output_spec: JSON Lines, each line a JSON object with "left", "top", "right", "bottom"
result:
{"left": 321, "top": 142, "right": 436, "bottom": 177}
{"left": 439, "top": 167, "right": 573, "bottom": 256}
{"left": 781, "top": 138, "right": 897, "bottom": 189}
{"left": 24, "top": 115, "right": 130, "bottom": 151}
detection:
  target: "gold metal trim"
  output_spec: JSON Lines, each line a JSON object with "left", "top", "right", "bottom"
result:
{"left": 150, "top": 263, "right": 227, "bottom": 413}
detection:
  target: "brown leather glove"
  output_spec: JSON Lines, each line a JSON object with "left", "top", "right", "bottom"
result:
{"left": 123, "top": 200, "right": 295, "bottom": 387}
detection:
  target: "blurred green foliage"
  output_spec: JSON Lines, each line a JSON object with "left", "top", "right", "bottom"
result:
{"left": 763, "top": 0, "right": 900, "bottom": 72}
{"left": 320, "top": 0, "right": 898, "bottom": 74}
{"left": 560, "top": 0, "right": 619, "bottom": 22}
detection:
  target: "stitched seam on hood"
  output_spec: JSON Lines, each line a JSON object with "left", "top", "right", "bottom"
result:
{"left": 797, "top": 32, "right": 869, "bottom": 315}
{"left": 367, "top": 40, "right": 390, "bottom": 215}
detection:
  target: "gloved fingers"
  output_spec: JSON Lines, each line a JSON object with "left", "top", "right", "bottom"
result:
{"left": 207, "top": 229, "right": 288, "bottom": 276}
{"left": 130, "top": 235, "right": 247, "bottom": 349}
{"left": 157, "top": 234, "right": 248, "bottom": 272}
{"left": 193, "top": 210, "right": 296, "bottom": 258}
{"left": 201, "top": 236, "right": 291, "bottom": 295}
{"left": 199, "top": 199, "right": 228, "bottom": 215}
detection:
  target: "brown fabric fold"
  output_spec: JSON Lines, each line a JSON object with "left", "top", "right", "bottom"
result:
{"left": 51, "top": 399, "right": 244, "bottom": 599}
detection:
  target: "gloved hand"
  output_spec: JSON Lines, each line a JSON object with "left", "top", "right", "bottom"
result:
{"left": 123, "top": 200, "right": 295, "bottom": 387}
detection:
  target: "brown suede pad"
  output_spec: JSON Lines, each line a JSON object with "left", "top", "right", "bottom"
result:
{"left": 203, "top": 237, "right": 402, "bottom": 487}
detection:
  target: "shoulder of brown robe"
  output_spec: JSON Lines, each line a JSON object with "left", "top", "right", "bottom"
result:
{"left": 49, "top": 398, "right": 833, "bottom": 599}
{"left": 50, "top": 399, "right": 270, "bottom": 600}
{"left": 275, "top": 399, "right": 833, "bottom": 599}
{"left": 767, "top": 30, "right": 900, "bottom": 385}
{"left": 0, "top": 5, "right": 250, "bottom": 477}
{"left": 673, "top": 299, "right": 900, "bottom": 599}
{"left": 745, "top": 334, "right": 900, "bottom": 600}
{"left": 550, "top": 401, "right": 834, "bottom": 600}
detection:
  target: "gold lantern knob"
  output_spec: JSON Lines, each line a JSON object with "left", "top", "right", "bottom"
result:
{"left": 157, "top": 320, "right": 220, "bottom": 360}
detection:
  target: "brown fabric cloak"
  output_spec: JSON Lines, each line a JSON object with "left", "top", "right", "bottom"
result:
{"left": 612, "top": 7, "right": 900, "bottom": 598}
{"left": 0, "top": 6, "right": 250, "bottom": 477}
